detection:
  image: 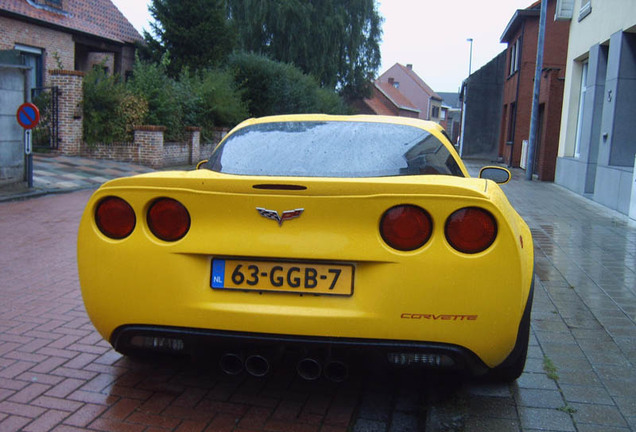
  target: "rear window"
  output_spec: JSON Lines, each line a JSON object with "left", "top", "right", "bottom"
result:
{"left": 204, "top": 121, "right": 464, "bottom": 178}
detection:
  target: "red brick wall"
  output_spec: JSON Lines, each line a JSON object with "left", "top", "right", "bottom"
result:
{"left": 49, "top": 70, "right": 84, "bottom": 156}
{"left": 80, "top": 128, "right": 228, "bottom": 168}
{"left": 499, "top": 0, "right": 569, "bottom": 177}
{"left": 0, "top": 16, "right": 74, "bottom": 85}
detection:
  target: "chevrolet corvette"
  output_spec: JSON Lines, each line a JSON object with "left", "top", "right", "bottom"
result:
{"left": 77, "top": 114, "right": 534, "bottom": 382}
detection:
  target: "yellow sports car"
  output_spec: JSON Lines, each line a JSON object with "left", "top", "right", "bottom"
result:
{"left": 78, "top": 114, "right": 533, "bottom": 382}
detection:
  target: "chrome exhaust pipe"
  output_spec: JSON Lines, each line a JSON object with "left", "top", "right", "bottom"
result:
{"left": 296, "top": 357, "right": 322, "bottom": 381}
{"left": 324, "top": 359, "right": 349, "bottom": 382}
{"left": 219, "top": 352, "right": 244, "bottom": 375}
{"left": 245, "top": 354, "right": 270, "bottom": 377}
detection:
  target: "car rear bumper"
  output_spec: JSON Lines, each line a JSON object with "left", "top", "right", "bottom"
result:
{"left": 111, "top": 324, "right": 491, "bottom": 376}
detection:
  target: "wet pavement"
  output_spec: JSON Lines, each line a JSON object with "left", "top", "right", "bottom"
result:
{"left": 0, "top": 154, "right": 157, "bottom": 202}
{"left": 0, "top": 154, "right": 635, "bottom": 431}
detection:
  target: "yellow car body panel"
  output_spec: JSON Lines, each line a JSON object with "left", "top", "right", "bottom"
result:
{"left": 78, "top": 115, "right": 533, "bottom": 372}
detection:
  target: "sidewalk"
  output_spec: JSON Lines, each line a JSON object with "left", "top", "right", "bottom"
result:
{"left": 424, "top": 160, "right": 636, "bottom": 431}
{"left": 0, "top": 154, "right": 188, "bottom": 202}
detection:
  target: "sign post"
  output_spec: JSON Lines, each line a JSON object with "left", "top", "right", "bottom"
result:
{"left": 16, "top": 102, "right": 40, "bottom": 188}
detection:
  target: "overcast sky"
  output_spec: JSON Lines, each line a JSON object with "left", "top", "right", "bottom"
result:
{"left": 111, "top": 0, "right": 535, "bottom": 93}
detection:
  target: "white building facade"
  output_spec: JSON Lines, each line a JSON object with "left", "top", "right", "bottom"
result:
{"left": 555, "top": 0, "right": 636, "bottom": 218}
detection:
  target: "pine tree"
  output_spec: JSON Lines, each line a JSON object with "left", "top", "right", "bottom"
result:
{"left": 145, "top": 0, "right": 236, "bottom": 76}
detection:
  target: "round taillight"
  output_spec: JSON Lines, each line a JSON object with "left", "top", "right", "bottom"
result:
{"left": 445, "top": 207, "right": 497, "bottom": 254}
{"left": 95, "top": 196, "right": 136, "bottom": 239}
{"left": 380, "top": 205, "right": 432, "bottom": 251}
{"left": 147, "top": 198, "right": 190, "bottom": 241}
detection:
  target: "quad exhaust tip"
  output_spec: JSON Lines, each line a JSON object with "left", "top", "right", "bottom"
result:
{"left": 297, "top": 357, "right": 322, "bottom": 381}
{"left": 219, "top": 352, "right": 244, "bottom": 375}
{"left": 324, "top": 360, "right": 349, "bottom": 383}
{"left": 245, "top": 354, "right": 271, "bottom": 377}
{"left": 220, "top": 351, "right": 349, "bottom": 382}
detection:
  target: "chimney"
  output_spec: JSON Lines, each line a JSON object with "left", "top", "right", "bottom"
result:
{"left": 406, "top": 64, "right": 413, "bottom": 70}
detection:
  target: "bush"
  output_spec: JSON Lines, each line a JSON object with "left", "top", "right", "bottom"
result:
{"left": 228, "top": 52, "right": 349, "bottom": 117}
{"left": 81, "top": 54, "right": 349, "bottom": 146}
{"left": 177, "top": 68, "right": 248, "bottom": 138}
{"left": 83, "top": 67, "right": 128, "bottom": 145}
{"left": 126, "top": 60, "right": 184, "bottom": 140}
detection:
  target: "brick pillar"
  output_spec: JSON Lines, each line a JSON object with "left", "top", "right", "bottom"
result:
{"left": 186, "top": 127, "right": 201, "bottom": 164}
{"left": 134, "top": 126, "right": 166, "bottom": 169}
{"left": 49, "top": 70, "right": 84, "bottom": 156}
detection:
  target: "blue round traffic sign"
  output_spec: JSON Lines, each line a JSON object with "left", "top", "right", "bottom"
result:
{"left": 16, "top": 102, "right": 40, "bottom": 129}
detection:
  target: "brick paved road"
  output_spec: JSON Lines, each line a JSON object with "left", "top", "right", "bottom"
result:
{"left": 1, "top": 172, "right": 635, "bottom": 431}
{"left": 0, "top": 191, "right": 367, "bottom": 432}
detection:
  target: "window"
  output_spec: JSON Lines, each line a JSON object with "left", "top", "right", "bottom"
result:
{"left": 578, "top": 0, "right": 591, "bottom": 21}
{"left": 14, "top": 44, "right": 43, "bottom": 89}
{"left": 574, "top": 61, "right": 588, "bottom": 158}
{"left": 509, "top": 39, "right": 520, "bottom": 75}
{"left": 206, "top": 121, "right": 464, "bottom": 178}
{"left": 431, "top": 106, "right": 440, "bottom": 119}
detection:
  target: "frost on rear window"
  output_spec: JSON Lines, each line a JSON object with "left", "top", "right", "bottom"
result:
{"left": 204, "top": 121, "right": 463, "bottom": 178}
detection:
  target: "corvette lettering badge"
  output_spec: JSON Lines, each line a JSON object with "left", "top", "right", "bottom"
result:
{"left": 256, "top": 207, "right": 304, "bottom": 226}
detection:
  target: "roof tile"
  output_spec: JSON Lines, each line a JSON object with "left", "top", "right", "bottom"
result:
{"left": 1, "top": 0, "right": 142, "bottom": 44}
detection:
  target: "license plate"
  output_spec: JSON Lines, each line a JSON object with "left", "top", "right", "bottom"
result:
{"left": 211, "top": 259, "right": 354, "bottom": 296}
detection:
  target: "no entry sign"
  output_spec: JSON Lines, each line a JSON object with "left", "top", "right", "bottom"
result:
{"left": 16, "top": 102, "right": 40, "bottom": 130}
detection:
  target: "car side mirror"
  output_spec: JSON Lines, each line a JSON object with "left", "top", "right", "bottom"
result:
{"left": 196, "top": 160, "right": 208, "bottom": 170}
{"left": 479, "top": 166, "right": 511, "bottom": 184}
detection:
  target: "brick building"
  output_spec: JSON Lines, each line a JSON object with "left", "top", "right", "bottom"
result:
{"left": 0, "top": 0, "right": 142, "bottom": 89}
{"left": 499, "top": 0, "right": 570, "bottom": 181}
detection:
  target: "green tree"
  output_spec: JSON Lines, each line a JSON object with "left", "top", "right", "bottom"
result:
{"left": 145, "top": 0, "right": 235, "bottom": 76}
{"left": 227, "top": 0, "right": 382, "bottom": 99}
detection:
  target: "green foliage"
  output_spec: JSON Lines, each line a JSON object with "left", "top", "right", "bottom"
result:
{"left": 116, "top": 94, "right": 149, "bottom": 137}
{"left": 83, "top": 67, "right": 129, "bottom": 145}
{"left": 227, "top": 0, "right": 382, "bottom": 99}
{"left": 228, "top": 52, "right": 349, "bottom": 117}
{"left": 146, "top": 0, "right": 235, "bottom": 77}
{"left": 126, "top": 60, "right": 183, "bottom": 140}
{"left": 176, "top": 68, "right": 248, "bottom": 137}
{"left": 557, "top": 405, "right": 577, "bottom": 414}
{"left": 543, "top": 355, "right": 559, "bottom": 381}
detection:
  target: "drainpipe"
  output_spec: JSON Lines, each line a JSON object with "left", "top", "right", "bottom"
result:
{"left": 526, "top": 0, "right": 548, "bottom": 181}
{"left": 459, "top": 82, "right": 467, "bottom": 156}
{"left": 509, "top": 20, "right": 525, "bottom": 168}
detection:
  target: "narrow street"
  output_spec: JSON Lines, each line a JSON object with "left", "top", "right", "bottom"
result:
{"left": 0, "top": 160, "right": 635, "bottom": 431}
